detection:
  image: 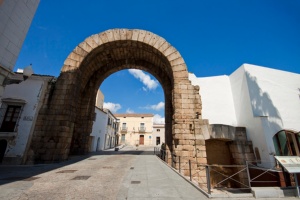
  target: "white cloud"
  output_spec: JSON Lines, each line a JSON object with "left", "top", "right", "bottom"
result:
{"left": 153, "top": 114, "right": 165, "bottom": 124}
{"left": 128, "top": 69, "right": 158, "bottom": 90}
{"left": 141, "top": 101, "right": 165, "bottom": 111}
{"left": 126, "top": 108, "right": 134, "bottom": 113}
{"left": 103, "top": 102, "right": 121, "bottom": 113}
{"left": 151, "top": 102, "right": 165, "bottom": 111}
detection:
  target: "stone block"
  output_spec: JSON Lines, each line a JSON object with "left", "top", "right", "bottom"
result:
{"left": 137, "top": 30, "right": 146, "bottom": 42}
{"left": 158, "top": 41, "right": 170, "bottom": 53}
{"left": 170, "top": 57, "right": 185, "bottom": 66}
{"left": 167, "top": 51, "right": 181, "bottom": 61}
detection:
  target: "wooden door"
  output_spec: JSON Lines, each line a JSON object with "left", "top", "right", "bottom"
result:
{"left": 139, "top": 135, "right": 144, "bottom": 145}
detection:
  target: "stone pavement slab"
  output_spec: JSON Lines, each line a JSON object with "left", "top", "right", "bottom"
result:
{"left": 0, "top": 145, "right": 299, "bottom": 200}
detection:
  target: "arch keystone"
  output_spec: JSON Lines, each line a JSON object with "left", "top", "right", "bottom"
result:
{"left": 119, "top": 29, "right": 128, "bottom": 40}
{"left": 113, "top": 29, "right": 121, "bottom": 40}
{"left": 132, "top": 29, "right": 140, "bottom": 40}
{"left": 126, "top": 29, "right": 133, "bottom": 40}
{"left": 99, "top": 32, "right": 109, "bottom": 44}
{"left": 143, "top": 31, "right": 154, "bottom": 44}
{"left": 106, "top": 30, "right": 115, "bottom": 42}
{"left": 137, "top": 30, "right": 147, "bottom": 42}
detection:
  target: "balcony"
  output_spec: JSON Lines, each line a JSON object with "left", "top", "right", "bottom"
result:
{"left": 120, "top": 127, "right": 128, "bottom": 133}
{"left": 138, "top": 127, "right": 146, "bottom": 132}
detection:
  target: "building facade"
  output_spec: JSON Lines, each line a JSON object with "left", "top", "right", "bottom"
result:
{"left": 89, "top": 90, "right": 107, "bottom": 152}
{"left": 189, "top": 63, "right": 300, "bottom": 167}
{"left": 0, "top": 0, "right": 39, "bottom": 98}
{"left": 152, "top": 124, "right": 165, "bottom": 146}
{"left": 104, "top": 109, "right": 119, "bottom": 149}
{"left": 0, "top": 73, "right": 54, "bottom": 164}
{"left": 115, "top": 114, "right": 165, "bottom": 146}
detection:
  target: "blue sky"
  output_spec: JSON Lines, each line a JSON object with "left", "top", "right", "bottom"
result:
{"left": 15, "top": 0, "right": 300, "bottom": 123}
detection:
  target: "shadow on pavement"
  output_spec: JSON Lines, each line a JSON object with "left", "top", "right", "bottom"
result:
{"left": 0, "top": 147, "right": 156, "bottom": 186}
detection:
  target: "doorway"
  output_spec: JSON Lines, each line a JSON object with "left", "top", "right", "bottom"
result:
{"left": 0, "top": 139, "right": 7, "bottom": 164}
{"left": 96, "top": 137, "right": 100, "bottom": 151}
{"left": 156, "top": 137, "right": 160, "bottom": 145}
{"left": 139, "top": 135, "right": 144, "bottom": 145}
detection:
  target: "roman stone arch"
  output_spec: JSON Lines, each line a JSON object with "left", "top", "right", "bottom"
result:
{"left": 27, "top": 29, "right": 208, "bottom": 186}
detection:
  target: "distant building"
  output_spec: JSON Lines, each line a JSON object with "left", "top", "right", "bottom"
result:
{"left": 104, "top": 109, "right": 119, "bottom": 149}
{"left": 0, "top": 0, "right": 39, "bottom": 98}
{"left": 90, "top": 90, "right": 120, "bottom": 151}
{"left": 189, "top": 63, "right": 300, "bottom": 168}
{"left": 115, "top": 113, "right": 165, "bottom": 146}
{"left": 89, "top": 90, "right": 107, "bottom": 151}
{"left": 0, "top": 73, "right": 55, "bottom": 164}
{"left": 152, "top": 123, "right": 165, "bottom": 146}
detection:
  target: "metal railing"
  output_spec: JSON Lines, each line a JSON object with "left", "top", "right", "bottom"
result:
{"left": 154, "top": 147, "right": 288, "bottom": 195}
{"left": 138, "top": 127, "right": 146, "bottom": 132}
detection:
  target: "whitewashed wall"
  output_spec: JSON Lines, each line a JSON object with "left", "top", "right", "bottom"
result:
{"left": 229, "top": 65, "right": 268, "bottom": 164}
{"left": 1, "top": 75, "right": 52, "bottom": 164}
{"left": 190, "top": 64, "right": 300, "bottom": 167}
{"left": 189, "top": 73, "right": 237, "bottom": 126}
{"left": 90, "top": 107, "right": 107, "bottom": 151}
{"left": 242, "top": 64, "right": 300, "bottom": 164}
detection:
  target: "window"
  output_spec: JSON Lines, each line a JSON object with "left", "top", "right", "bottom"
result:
{"left": 121, "top": 134, "right": 125, "bottom": 143}
{"left": 273, "top": 130, "right": 300, "bottom": 156}
{"left": 157, "top": 129, "right": 160, "bottom": 132}
{"left": 0, "top": 105, "right": 22, "bottom": 132}
{"left": 139, "top": 123, "right": 145, "bottom": 132}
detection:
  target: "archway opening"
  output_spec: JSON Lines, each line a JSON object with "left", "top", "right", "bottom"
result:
{"left": 98, "top": 69, "right": 165, "bottom": 148}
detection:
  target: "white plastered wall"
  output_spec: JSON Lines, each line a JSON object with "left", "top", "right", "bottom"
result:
{"left": 242, "top": 64, "right": 300, "bottom": 164}
{"left": 90, "top": 107, "right": 107, "bottom": 151}
{"left": 189, "top": 73, "right": 237, "bottom": 126}
{"left": 1, "top": 75, "right": 51, "bottom": 164}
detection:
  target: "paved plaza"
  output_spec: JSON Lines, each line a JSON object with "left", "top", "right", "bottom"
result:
{"left": 0, "top": 145, "right": 206, "bottom": 199}
{"left": 0, "top": 145, "right": 299, "bottom": 200}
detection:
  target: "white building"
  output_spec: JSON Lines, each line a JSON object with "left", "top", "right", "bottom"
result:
{"left": 0, "top": 72, "right": 54, "bottom": 164}
{"left": 104, "top": 109, "right": 119, "bottom": 149}
{"left": 189, "top": 63, "right": 300, "bottom": 167}
{"left": 89, "top": 101, "right": 107, "bottom": 152}
{"left": 0, "top": 0, "right": 39, "bottom": 98}
{"left": 152, "top": 124, "right": 165, "bottom": 146}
